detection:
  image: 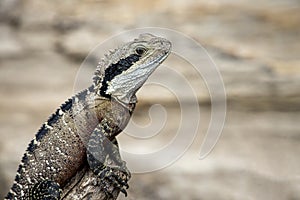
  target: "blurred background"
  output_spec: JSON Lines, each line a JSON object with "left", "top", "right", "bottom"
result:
{"left": 0, "top": 0, "right": 299, "bottom": 199}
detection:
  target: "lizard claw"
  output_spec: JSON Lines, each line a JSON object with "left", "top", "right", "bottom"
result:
{"left": 98, "top": 166, "right": 130, "bottom": 196}
{"left": 120, "top": 188, "right": 128, "bottom": 197}
{"left": 110, "top": 173, "right": 129, "bottom": 188}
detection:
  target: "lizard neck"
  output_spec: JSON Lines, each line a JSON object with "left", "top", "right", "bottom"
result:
{"left": 92, "top": 83, "right": 137, "bottom": 115}
{"left": 112, "top": 94, "right": 137, "bottom": 111}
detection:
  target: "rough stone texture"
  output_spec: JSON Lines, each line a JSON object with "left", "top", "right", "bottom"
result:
{"left": 0, "top": 0, "right": 299, "bottom": 199}
{"left": 0, "top": 25, "right": 23, "bottom": 58}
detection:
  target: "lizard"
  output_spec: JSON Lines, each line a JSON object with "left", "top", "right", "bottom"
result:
{"left": 5, "top": 33, "right": 171, "bottom": 200}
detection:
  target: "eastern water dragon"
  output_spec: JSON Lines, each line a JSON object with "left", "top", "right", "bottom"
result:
{"left": 5, "top": 33, "right": 171, "bottom": 199}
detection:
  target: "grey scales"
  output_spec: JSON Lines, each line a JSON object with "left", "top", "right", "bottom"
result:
{"left": 5, "top": 33, "right": 171, "bottom": 200}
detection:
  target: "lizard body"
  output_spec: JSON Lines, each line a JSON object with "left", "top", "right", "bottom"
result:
{"left": 5, "top": 33, "right": 171, "bottom": 199}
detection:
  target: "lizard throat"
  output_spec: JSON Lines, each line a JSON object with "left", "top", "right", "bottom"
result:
{"left": 99, "top": 53, "right": 142, "bottom": 99}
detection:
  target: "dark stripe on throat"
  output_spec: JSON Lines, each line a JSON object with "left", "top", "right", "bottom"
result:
{"left": 100, "top": 53, "right": 141, "bottom": 98}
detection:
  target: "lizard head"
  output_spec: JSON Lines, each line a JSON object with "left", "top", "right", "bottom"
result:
{"left": 93, "top": 33, "right": 172, "bottom": 105}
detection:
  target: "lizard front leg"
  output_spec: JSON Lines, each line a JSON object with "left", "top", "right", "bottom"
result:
{"left": 29, "top": 180, "right": 61, "bottom": 200}
{"left": 87, "top": 121, "right": 131, "bottom": 197}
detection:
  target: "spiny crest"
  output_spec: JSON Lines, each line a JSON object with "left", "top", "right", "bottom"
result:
{"left": 93, "top": 47, "right": 119, "bottom": 88}
{"left": 99, "top": 53, "right": 142, "bottom": 99}
{"left": 92, "top": 35, "right": 146, "bottom": 90}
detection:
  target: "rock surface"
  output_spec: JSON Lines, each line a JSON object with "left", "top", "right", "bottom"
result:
{"left": 0, "top": 0, "right": 299, "bottom": 199}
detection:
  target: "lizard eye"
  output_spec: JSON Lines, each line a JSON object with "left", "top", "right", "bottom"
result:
{"left": 135, "top": 46, "right": 147, "bottom": 55}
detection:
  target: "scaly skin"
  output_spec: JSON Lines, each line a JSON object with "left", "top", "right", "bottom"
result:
{"left": 5, "top": 33, "right": 171, "bottom": 199}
